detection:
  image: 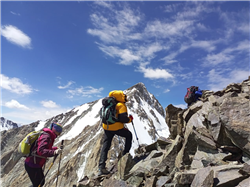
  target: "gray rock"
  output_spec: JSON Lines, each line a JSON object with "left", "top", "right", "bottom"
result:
{"left": 191, "top": 166, "right": 214, "bottom": 187}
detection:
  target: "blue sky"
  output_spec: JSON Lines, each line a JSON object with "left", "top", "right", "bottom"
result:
{"left": 1, "top": 1, "right": 249, "bottom": 124}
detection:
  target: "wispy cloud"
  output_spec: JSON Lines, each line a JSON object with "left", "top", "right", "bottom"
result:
{"left": 1, "top": 25, "right": 32, "bottom": 48}
{"left": 10, "top": 11, "right": 21, "bottom": 16}
{"left": 87, "top": 5, "right": 142, "bottom": 44}
{"left": 164, "top": 89, "right": 170, "bottom": 93}
{"left": 41, "top": 100, "right": 59, "bottom": 108}
{"left": 144, "top": 19, "right": 194, "bottom": 39}
{"left": 202, "top": 40, "right": 249, "bottom": 66}
{"left": 94, "top": 1, "right": 113, "bottom": 9}
{"left": 67, "top": 86, "right": 104, "bottom": 98}
{"left": 219, "top": 7, "right": 250, "bottom": 38}
{"left": 88, "top": 2, "right": 249, "bottom": 85}
{"left": 208, "top": 69, "right": 249, "bottom": 91}
{"left": 58, "top": 81, "right": 74, "bottom": 89}
{"left": 98, "top": 44, "right": 140, "bottom": 65}
{"left": 1, "top": 74, "right": 34, "bottom": 95}
{"left": 5, "top": 100, "right": 29, "bottom": 110}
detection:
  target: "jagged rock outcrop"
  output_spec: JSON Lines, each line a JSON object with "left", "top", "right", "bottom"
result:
{"left": 76, "top": 77, "right": 250, "bottom": 187}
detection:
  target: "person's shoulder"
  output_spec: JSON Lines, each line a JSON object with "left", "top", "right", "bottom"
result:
{"left": 116, "top": 102, "right": 126, "bottom": 106}
{"left": 41, "top": 128, "right": 56, "bottom": 140}
{"left": 116, "top": 102, "right": 127, "bottom": 110}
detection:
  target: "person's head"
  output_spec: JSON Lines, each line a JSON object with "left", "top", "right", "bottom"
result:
{"left": 50, "top": 122, "right": 63, "bottom": 136}
{"left": 109, "top": 90, "right": 128, "bottom": 103}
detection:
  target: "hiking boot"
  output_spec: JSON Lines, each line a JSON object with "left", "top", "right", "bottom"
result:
{"left": 98, "top": 168, "right": 110, "bottom": 176}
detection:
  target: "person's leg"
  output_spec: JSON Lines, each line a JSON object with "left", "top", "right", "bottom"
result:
{"left": 98, "top": 130, "right": 114, "bottom": 170}
{"left": 115, "top": 128, "right": 132, "bottom": 155}
{"left": 25, "top": 163, "right": 45, "bottom": 187}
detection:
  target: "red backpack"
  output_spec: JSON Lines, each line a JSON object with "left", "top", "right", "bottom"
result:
{"left": 184, "top": 86, "right": 198, "bottom": 104}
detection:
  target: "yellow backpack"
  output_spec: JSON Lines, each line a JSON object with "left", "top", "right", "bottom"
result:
{"left": 18, "top": 130, "right": 44, "bottom": 157}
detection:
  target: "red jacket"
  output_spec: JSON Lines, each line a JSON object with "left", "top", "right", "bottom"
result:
{"left": 25, "top": 128, "right": 58, "bottom": 168}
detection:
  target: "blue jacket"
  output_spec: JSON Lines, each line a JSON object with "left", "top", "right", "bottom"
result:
{"left": 195, "top": 89, "right": 202, "bottom": 101}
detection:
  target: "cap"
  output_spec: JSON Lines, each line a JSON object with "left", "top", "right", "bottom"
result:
{"left": 50, "top": 122, "right": 63, "bottom": 134}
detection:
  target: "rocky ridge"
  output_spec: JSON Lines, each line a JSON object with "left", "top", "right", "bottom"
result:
{"left": 0, "top": 82, "right": 168, "bottom": 187}
{"left": 77, "top": 77, "right": 250, "bottom": 187}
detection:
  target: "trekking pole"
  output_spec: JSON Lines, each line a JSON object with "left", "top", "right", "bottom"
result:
{"left": 55, "top": 140, "right": 64, "bottom": 187}
{"left": 131, "top": 121, "right": 140, "bottom": 147}
{"left": 38, "top": 153, "right": 59, "bottom": 187}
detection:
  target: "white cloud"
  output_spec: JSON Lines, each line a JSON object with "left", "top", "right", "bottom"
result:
{"left": 196, "top": 23, "right": 209, "bottom": 31}
{"left": 190, "top": 40, "right": 216, "bottom": 52}
{"left": 138, "top": 64, "right": 174, "bottom": 81}
{"left": 58, "top": 81, "right": 74, "bottom": 89}
{"left": 10, "top": 11, "right": 20, "bottom": 16}
{"left": 219, "top": 8, "right": 250, "bottom": 39}
{"left": 164, "top": 89, "right": 170, "bottom": 93}
{"left": 98, "top": 44, "right": 140, "bottom": 65}
{"left": 207, "top": 69, "right": 249, "bottom": 91}
{"left": 204, "top": 52, "right": 234, "bottom": 66}
{"left": 144, "top": 20, "right": 194, "bottom": 39}
{"left": 164, "top": 4, "right": 181, "bottom": 13}
{"left": 3, "top": 107, "right": 71, "bottom": 125}
{"left": 1, "top": 25, "right": 32, "bottom": 48}
{"left": 137, "top": 43, "right": 164, "bottom": 59}
{"left": 1, "top": 74, "right": 33, "bottom": 94}
{"left": 5, "top": 100, "right": 29, "bottom": 110}
{"left": 162, "top": 52, "right": 178, "bottom": 65}
{"left": 67, "top": 86, "right": 104, "bottom": 97}
{"left": 87, "top": 5, "right": 142, "bottom": 44}
{"left": 94, "top": 1, "right": 113, "bottom": 9}
{"left": 88, "top": 2, "right": 249, "bottom": 87}
{"left": 174, "top": 104, "right": 187, "bottom": 109}
{"left": 41, "top": 100, "right": 59, "bottom": 108}
{"left": 203, "top": 40, "right": 249, "bottom": 66}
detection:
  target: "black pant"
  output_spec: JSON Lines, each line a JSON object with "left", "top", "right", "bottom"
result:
{"left": 99, "top": 128, "right": 132, "bottom": 169}
{"left": 25, "top": 163, "right": 45, "bottom": 187}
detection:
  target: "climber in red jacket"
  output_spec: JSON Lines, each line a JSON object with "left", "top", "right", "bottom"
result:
{"left": 25, "top": 122, "right": 63, "bottom": 187}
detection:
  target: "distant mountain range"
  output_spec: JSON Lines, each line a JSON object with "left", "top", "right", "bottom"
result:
{"left": 0, "top": 117, "right": 21, "bottom": 131}
{"left": 1, "top": 78, "right": 250, "bottom": 187}
{"left": 1, "top": 82, "right": 169, "bottom": 187}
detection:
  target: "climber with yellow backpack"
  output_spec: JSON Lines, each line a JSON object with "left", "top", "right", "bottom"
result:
{"left": 98, "top": 90, "right": 134, "bottom": 176}
{"left": 20, "top": 122, "right": 63, "bottom": 187}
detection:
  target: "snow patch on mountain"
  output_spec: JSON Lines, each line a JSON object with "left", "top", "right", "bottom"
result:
{"left": 59, "top": 99, "right": 102, "bottom": 141}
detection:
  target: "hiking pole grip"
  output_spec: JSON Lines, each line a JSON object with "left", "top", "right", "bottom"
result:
{"left": 60, "top": 139, "right": 64, "bottom": 148}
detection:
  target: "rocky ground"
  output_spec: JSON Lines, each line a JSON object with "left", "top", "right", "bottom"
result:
{"left": 77, "top": 77, "right": 250, "bottom": 187}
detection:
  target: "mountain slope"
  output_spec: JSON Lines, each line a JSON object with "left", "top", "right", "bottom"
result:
{"left": 0, "top": 82, "right": 169, "bottom": 187}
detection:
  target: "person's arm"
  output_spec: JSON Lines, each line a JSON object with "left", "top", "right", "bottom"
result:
{"left": 117, "top": 103, "right": 132, "bottom": 123}
{"left": 118, "top": 112, "right": 130, "bottom": 123}
{"left": 37, "top": 134, "right": 55, "bottom": 157}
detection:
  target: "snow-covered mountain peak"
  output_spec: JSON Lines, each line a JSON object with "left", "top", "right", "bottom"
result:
{"left": 0, "top": 117, "right": 20, "bottom": 131}
{"left": 1, "top": 82, "right": 170, "bottom": 186}
{"left": 125, "top": 82, "right": 165, "bottom": 117}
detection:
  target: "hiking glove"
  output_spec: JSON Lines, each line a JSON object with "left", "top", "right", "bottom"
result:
{"left": 129, "top": 115, "right": 133, "bottom": 121}
{"left": 54, "top": 148, "right": 62, "bottom": 155}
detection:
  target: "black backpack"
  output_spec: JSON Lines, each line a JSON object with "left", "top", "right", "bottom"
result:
{"left": 184, "top": 86, "right": 198, "bottom": 104}
{"left": 100, "top": 97, "right": 118, "bottom": 126}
